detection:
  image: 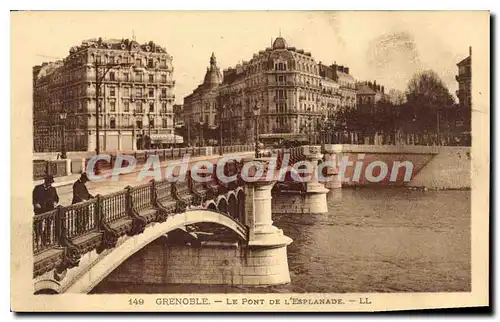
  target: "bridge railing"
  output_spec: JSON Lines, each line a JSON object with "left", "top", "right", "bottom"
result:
{"left": 129, "top": 182, "right": 153, "bottom": 213}
{"left": 32, "top": 160, "right": 247, "bottom": 259}
{"left": 61, "top": 199, "right": 99, "bottom": 239}
{"left": 33, "top": 209, "right": 59, "bottom": 255}
{"left": 101, "top": 190, "right": 128, "bottom": 223}
{"left": 81, "top": 146, "right": 252, "bottom": 175}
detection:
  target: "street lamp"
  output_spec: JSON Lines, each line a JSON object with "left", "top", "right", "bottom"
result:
{"left": 94, "top": 61, "right": 132, "bottom": 155}
{"left": 219, "top": 102, "right": 227, "bottom": 156}
{"left": 199, "top": 120, "right": 205, "bottom": 147}
{"left": 229, "top": 105, "right": 234, "bottom": 145}
{"left": 173, "top": 114, "right": 176, "bottom": 149}
{"left": 147, "top": 114, "right": 153, "bottom": 149}
{"left": 253, "top": 101, "right": 261, "bottom": 159}
{"left": 59, "top": 108, "right": 67, "bottom": 159}
{"left": 320, "top": 115, "right": 327, "bottom": 153}
{"left": 187, "top": 118, "right": 191, "bottom": 147}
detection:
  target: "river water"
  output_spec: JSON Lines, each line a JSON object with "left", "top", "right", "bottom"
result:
{"left": 95, "top": 188, "right": 471, "bottom": 293}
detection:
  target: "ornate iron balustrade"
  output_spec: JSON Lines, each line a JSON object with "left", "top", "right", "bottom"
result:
{"left": 33, "top": 160, "right": 247, "bottom": 278}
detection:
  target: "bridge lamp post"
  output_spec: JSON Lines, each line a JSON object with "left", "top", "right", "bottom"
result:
{"left": 147, "top": 114, "right": 154, "bottom": 149}
{"left": 59, "top": 108, "right": 67, "bottom": 159}
{"left": 219, "top": 102, "right": 226, "bottom": 156}
{"left": 320, "top": 115, "right": 327, "bottom": 153}
{"left": 253, "top": 101, "right": 261, "bottom": 159}
{"left": 94, "top": 61, "right": 132, "bottom": 173}
{"left": 229, "top": 105, "right": 234, "bottom": 145}
{"left": 199, "top": 120, "right": 205, "bottom": 147}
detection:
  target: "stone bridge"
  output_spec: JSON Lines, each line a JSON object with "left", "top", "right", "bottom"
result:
{"left": 32, "top": 158, "right": 296, "bottom": 294}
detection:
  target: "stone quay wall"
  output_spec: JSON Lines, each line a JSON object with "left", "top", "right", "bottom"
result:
{"left": 323, "top": 144, "right": 471, "bottom": 190}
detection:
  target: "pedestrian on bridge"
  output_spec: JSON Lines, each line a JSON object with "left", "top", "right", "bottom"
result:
{"left": 72, "top": 173, "right": 94, "bottom": 204}
{"left": 32, "top": 174, "right": 59, "bottom": 249}
{"left": 32, "top": 175, "right": 59, "bottom": 215}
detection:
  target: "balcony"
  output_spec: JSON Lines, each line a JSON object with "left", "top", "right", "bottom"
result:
{"left": 273, "top": 97, "right": 288, "bottom": 102}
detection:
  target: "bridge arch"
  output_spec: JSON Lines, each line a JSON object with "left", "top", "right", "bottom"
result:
{"left": 60, "top": 209, "right": 248, "bottom": 294}
{"left": 237, "top": 189, "right": 246, "bottom": 223}
{"left": 34, "top": 279, "right": 61, "bottom": 294}
{"left": 206, "top": 201, "right": 217, "bottom": 210}
{"left": 228, "top": 193, "right": 238, "bottom": 220}
{"left": 217, "top": 196, "right": 228, "bottom": 214}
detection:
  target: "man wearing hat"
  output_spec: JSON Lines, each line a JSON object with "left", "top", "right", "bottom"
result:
{"left": 32, "top": 174, "right": 59, "bottom": 215}
{"left": 72, "top": 173, "right": 94, "bottom": 205}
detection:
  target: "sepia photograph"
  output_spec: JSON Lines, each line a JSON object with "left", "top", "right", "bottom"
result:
{"left": 10, "top": 10, "right": 489, "bottom": 312}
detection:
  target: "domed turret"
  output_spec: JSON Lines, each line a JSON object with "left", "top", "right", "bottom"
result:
{"left": 202, "top": 52, "right": 222, "bottom": 88}
{"left": 272, "top": 36, "right": 288, "bottom": 50}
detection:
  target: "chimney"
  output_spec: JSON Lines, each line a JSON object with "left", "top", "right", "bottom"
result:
{"left": 344, "top": 67, "right": 349, "bottom": 74}
{"left": 368, "top": 81, "right": 373, "bottom": 89}
{"left": 381, "top": 86, "right": 385, "bottom": 93}
{"left": 469, "top": 46, "right": 472, "bottom": 56}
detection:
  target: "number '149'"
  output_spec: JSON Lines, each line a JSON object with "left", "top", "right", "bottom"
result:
{"left": 129, "top": 298, "right": 144, "bottom": 305}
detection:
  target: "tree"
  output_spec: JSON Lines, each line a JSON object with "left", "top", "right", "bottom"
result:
{"left": 402, "top": 70, "right": 455, "bottom": 133}
{"left": 405, "top": 70, "right": 454, "bottom": 107}
{"left": 387, "top": 89, "right": 406, "bottom": 105}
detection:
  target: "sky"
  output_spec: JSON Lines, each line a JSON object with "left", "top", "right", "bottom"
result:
{"left": 12, "top": 11, "right": 487, "bottom": 105}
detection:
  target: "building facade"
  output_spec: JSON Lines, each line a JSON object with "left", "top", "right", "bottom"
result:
{"left": 33, "top": 37, "right": 176, "bottom": 152}
{"left": 453, "top": 47, "right": 472, "bottom": 138}
{"left": 182, "top": 53, "right": 222, "bottom": 146}
{"left": 183, "top": 36, "right": 357, "bottom": 145}
{"left": 356, "top": 80, "right": 387, "bottom": 113}
{"left": 456, "top": 47, "right": 472, "bottom": 110}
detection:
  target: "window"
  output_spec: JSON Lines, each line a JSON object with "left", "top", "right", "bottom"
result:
{"left": 149, "top": 118, "right": 155, "bottom": 128}
{"left": 96, "top": 56, "right": 102, "bottom": 64}
{"left": 161, "top": 88, "right": 167, "bottom": 98}
{"left": 110, "top": 119, "right": 116, "bottom": 129}
{"left": 135, "top": 101, "right": 142, "bottom": 113}
{"left": 135, "top": 87, "right": 143, "bottom": 97}
{"left": 110, "top": 87, "right": 115, "bottom": 97}
{"left": 148, "top": 59, "right": 154, "bottom": 68}
{"left": 109, "top": 72, "right": 115, "bottom": 81}
{"left": 161, "top": 74, "right": 167, "bottom": 83}
{"left": 135, "top": 58, "right": 142, "bottom": 67}
{"left": 160, "top": 59, "right": 166, "bottom": 68}
{"left": 124, "top": 101, "right": 130, "bottom": 112}
{"left": 162, "top": 118, "right": 168, "bottom": 128}
{"left": 135, "top": 72, "right": 143, "bottom": 82}
{"left": 124, "top": 87, "right": 130, "bottom": 97}
{"left": 148, "top": 88, "right": 154, "bottom": 98}
{"left": 149, "top": 102, "right": 154, "bottom": 112}
{"left": 124, "top": 73, "right": 130, "bottom": 82}
{"left": 110, "top": 101, "right": 116, "bottom": 112}
{"left": 136, "top": 119, "right": 143, "bottom": 129}
{"left": 161, "top": 102, "right": 167, "bottom": 113}
{"left": 148, "top": 74, "right": 154, "bottom": 83}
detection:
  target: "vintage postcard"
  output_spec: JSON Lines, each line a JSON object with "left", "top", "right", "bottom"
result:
{"left": 11, "top": 10, "right": 489, "bottom": 312}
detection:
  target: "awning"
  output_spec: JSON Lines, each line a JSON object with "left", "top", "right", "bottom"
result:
{"left": 148, "top": 134, "right": 184, "bottom": 144}
{"left": 259, "top": 133, "right": 308, "bottom": 140}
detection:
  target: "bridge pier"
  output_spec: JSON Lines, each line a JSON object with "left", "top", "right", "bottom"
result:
{"left": 323, "top": 144, "right": 342, "bottom": 189}
{"left": 272, "top": 146, "right": 329, "bottom": 214}
{"left": 243, "top": 161, "right": 293, "bottom": 285}
{"left": 302, "top": 146, "right": 329, "bottom": 213}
